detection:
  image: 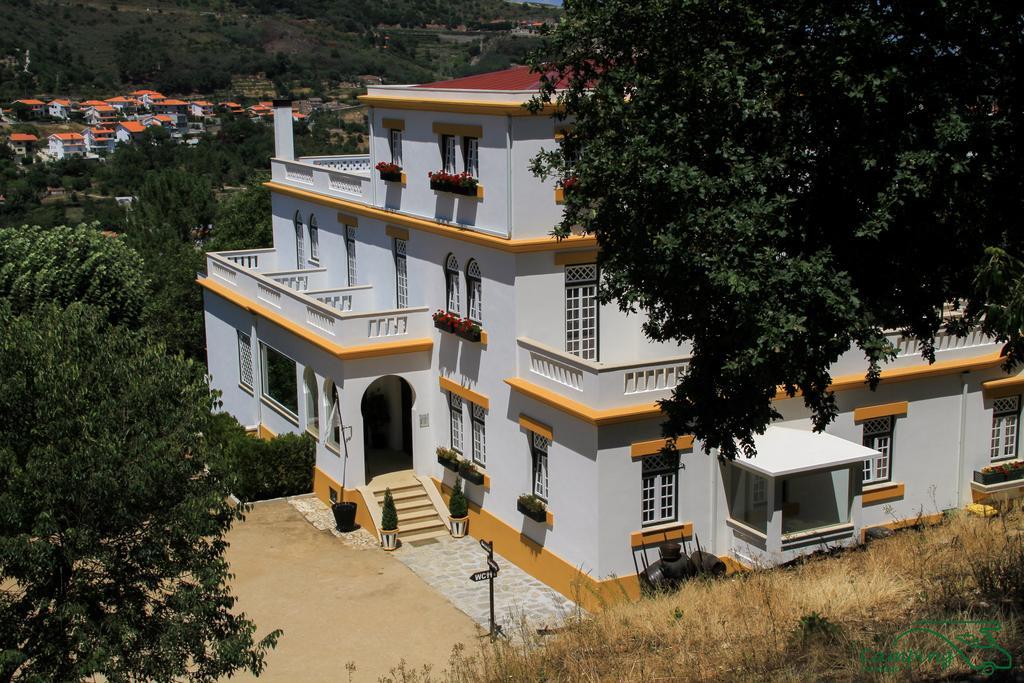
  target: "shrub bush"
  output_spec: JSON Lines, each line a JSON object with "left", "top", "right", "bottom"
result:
{"left": 381, "top": 488, "right": 399, "bottom": 531}
{"left": 206, "top": 412, "right": 315, "bottom": 502}
{"left": 449, "top": 477, "right": 468, "bottom": 518}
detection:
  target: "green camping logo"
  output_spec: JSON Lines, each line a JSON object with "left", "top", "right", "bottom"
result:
{"left": 860, "top": 621, "right": 1013, "bottom": 676}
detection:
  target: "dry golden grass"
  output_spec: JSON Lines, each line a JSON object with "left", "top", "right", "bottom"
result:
{"left": 383, "top": 506, "right": 1024, "bottom": 682}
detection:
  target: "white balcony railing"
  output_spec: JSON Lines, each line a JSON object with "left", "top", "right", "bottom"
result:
{"left": 204, "top": 252, "right": 430, "bottom": 351}
{"left": 217, "top": 247, "right": 277, "bottom": 272}
{"left": 517, "top": 337, "right": 689, "bottom": 409}
{"left": 307, "top": 284, "right": 373, "bottom": 312}
{"left": 263, "top": 267, "right": 327, "bottom": 293}
{"left": 299, "top": 154, "right": 371, "bottom": 174}
{"left": 271, "top": 158, "right": 370, "bottom": 201}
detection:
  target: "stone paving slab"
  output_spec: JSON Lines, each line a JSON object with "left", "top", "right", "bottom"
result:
{"left": 287, "top": 495, "right": 379, "bottom": 550}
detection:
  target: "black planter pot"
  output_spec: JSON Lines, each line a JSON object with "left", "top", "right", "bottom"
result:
{"left": 379, "top": 170, "right": 402, "bottom": 182}
{"left": 461, "top": 467, "right": 485, "bottom": 486}
{"left": 430, "top": 179, "right": 477, "bottom": 196}
{"left": 438, "top": 454, "right": 460, "bottom": 471}
{"left": 1006, "top": 468, "right": 1024, "bottom": 482}
{"left": 434, "top": 318, "right": 481, "bottom": 342}
{"left": 974, "top": 470, "right": 1007, "bottom": 485}
{"left": 517, "top": 499, "right": 547, "bottom": 523}
{"left": 331, "top": 501, "right": 358, "bottom": 532}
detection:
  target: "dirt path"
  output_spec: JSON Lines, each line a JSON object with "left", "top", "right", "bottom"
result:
{"left": 225, "top": 500, "right": 481, "bottom": 682}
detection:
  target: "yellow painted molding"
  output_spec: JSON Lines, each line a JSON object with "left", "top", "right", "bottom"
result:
{"left": 336, "top": 212, "right": 359, "bottom": 227}
{"left": 853, "top": 401, "right": 909, "bottom": 422}
{"left": 554, "top": 187, "right": 564, "bottom": 204}
{"left": 257, "top": 423, "right": 276, "bottom": 440}
{"left": 982, "top": 375, "right": 1024, "bottom": 399}
{"left": 630, "top": 521, "right": 693, "bottom": 548}
{"left": 545, "top": 510, "right": 554, "bottom": 527}
{"left": 361, "top": 94, "right": 558, "bottom": 117}
{"left": 432, "top": 121, "right": 483, "bottom": 138}
{"left": 862, "top": 482, "right": 905, "bottom": 505}
{"left": 439, "top": 375, "right": 490, "bottom": 410}
{"left": 479, "top": 329, "right": 488, "bottom": 345}
{"left": 518, "top": 414, "right": 553, "bottom": 441}
{"left": 198, "top": 276, "right": 433, "bottom": 360}
{"left": 630, "top": 435, "right": 694, "bottom": 460}
{"left": 554, "top": 250, "right": 599, "bottom": 266}
{"left": 385, "top": 224, "right": 410, "bottom": 240}
{"left": 859, "top": 512, "right": 944, "bottom": 543}
{"left": 312, "top": 468, "right": 378, "bottom": 538}
{"left": 381, "top": 117, "right": 405, "bottom": 131}
{"left": 266, "top": 181, "right": 597, "bottom": 253}
{"left": 505, "top": 376, "right": 661, "bottom": 426}
{"left": 476, "top": 184, "right": 484, "bottom": 200}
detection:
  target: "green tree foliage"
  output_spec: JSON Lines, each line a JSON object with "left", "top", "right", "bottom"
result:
{"left": 0, "top": 302, "right": 279, "bottom": 680}
{"left": 0, "top": 223, "right": 148, "bottom": 325}
{"left": 448, "top": 477, "right": 468, "bottom": 518}
{"left": 136, "top": 169, "right": 216, "bottom": 243}
{"left": 381, "top": 488, "right": 399, "bottom": 531}
{"left": 532, "top": 1, "right": 1024, "bottom": 458}
{"left": 206, "top": 175, "right": 273, "bottom": 252}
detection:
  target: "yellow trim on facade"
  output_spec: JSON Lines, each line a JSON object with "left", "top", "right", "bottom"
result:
{"left": 360, "top": 94, "right": 558, "bottom": 117}
{"left": 385, "top": 224, "right": 410, "bottom": 240}
{"left": 823, "top": 351, "right": 1004, "bottom": 393}
{"left": 862, "top": 482, "right": 905, "bottom": 505}
{"left": 432, "top": 121, "right": 483, "bottom": 138}
{"left": 554, "top": 249, "right": 599, "bottom": 266}
{"left": 197, "top": 276, "right": 433, "bottom": 360}
{"left": 630, "top": 521, "right": 693, "bottom": 548}
{"left": 982, "top": 375, "right": 1024, "bottom": 399}
{"left": 518, "top": 414, "right": 553, "bottom": 441}
{"left": 859, "top": 512, "right": 944, "bottom": 543}
{"left": 381, "top": 117, "right": 405, "bottom": 131}
{"left": 505, "top": 377, "right": 661, "bottom": 426}
{"left": 266, "top": 182, "right": 597, "bottom": 253}
{"left": 853, "top": 401, "right": 909, "bottom": 422}
{"left": 630, "top": 435, "right": 695, "bottom": 459}
{"left": 336, "top": 212, "right": 359, "bottom": 227}
{"left": 554, "top": 187, "right": 564, "bottom": 204}
{"left": 439, "top": 376, "right": 490, "bottom": 410}
{"left": 257, "top": 423, "right": 276, "bottom": 440}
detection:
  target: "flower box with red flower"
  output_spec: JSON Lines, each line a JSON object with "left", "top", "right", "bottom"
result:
{"left": 428, "top": 170, "right": 479, "bottom": 197}
{"left": 375, "top": 161, "right": 403, "bottom": 182}
{"left": 432, "top": 309, "right": 482, "bottom": 342}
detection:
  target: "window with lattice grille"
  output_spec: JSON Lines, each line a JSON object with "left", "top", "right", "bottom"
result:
{"left": 471, "top": 403, "right": 486, "bottom": 466}
{"left": 445, "top": 253, "right": 460, "bottom": 314}
{"left": 394, "top": 239, "right": 408, "bottom": 308}
{"left": 237, "top": 330, "right": 253, "bottom": 389}
{"left": 466, "top": 259, "right": 482, "bottom": 323}
{"left": 565, "top": 263, "right": 598, "bottom": 360}
{"left": 463, "top": 137, "right": 479, "bottom": 177}
{"left": 862, "top": 416, "right": 893, "bottom": 484}
{"left": 441, "top": 134, "right": 456, "bottom": 173}
{"left": 449, "top": 393, "right": 463, "bottom": 453}
{"left": 294, "top": 211, "right": 304, "bottom": 269}
{"left": 389, "top": 129, "right": 402, "bottom": 165}
{"left": 532, "top": 432, "right": 549, "bottom": 501}
{"left": 641, "top": 451, "right": 679, "bottom": 525}
{"left": 992, "top": 395, "right": 1020, "bottom": 461}
{"left": 345, "top": 225, "right": 357, "bottom": 286}
{"left": 308, "top": 214, "right": 319, "bottom": 263}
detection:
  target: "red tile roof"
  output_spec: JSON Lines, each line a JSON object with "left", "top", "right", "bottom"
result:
{"left": 191, "top": 100, "right": 213, "bottom": 106}
{"left": 154, "top": 114, "right": 175, "bottom": 123}
{"left": 51, "top": 133, "right": 84, "bottom": 142}
{"left": 159, "top": 99, "right": 188, "bottom": 106}
{"left": 15, "top": 99, "right": 45, "bottom": 106}
{"left": 49, "top": 99, "right": 71, "bottom": 106}
{"left": 130, "top": 89, "right": 164, "bottom": 97}
{"left": 414, "top": 65, "right": 569, "bottom": 91}
{"left": 119, "top": 121, "right": 147, "bottom": 133}
{"left": 9, "top": 133, "right": 38, "bottom": 142}
{"left": 81, "top": 100, "right": 107, "bottom": 107}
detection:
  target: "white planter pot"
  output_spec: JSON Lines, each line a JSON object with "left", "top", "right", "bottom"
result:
{"left": 381, "top": 529, "right": 399, "bottom": 551}
{"left": 450, "top": 516, "right": 468, "bottom": 538}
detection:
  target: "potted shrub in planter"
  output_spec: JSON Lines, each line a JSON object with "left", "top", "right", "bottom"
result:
{"left": 375, "top": 161, "right": 403, "bottom": 182}
{"left": 459, "top": 459, "right": 485, "bottom": 486}
{"left": 517, "top": 493, "right": 547, "bottom": 523}
{"left": 437, "top": 446, "right": 461, "bottom": 472}
{"left": 448, "top": 477, "right": 469, "bottom": 538}
{"left": 380, "top": 488, "right": 399, "bottom": 550}
{"left": 974, "top": 465, "right": 1008, "bottom": 485}
{"left": 331, "top": 499, "right": 358, "bottom": 532}
{"left": 428, "top": 170, "right": 478, "bottom": 196}
{"left": 432, "top": 310, "right": 482, "bottom": 342}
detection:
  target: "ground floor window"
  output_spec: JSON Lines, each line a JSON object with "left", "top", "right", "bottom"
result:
{"left": 862, "top": 416, "right": 893, "bottom": 484}
{"left": 449, "top": 393, "right": 463, "bottom": 453}
{"left": 727, "top": 467, "right": 769, "bottom": 534}
{"left": 532, "top": 433, "right": 550, "bottom": 501}
{"left": 237, "top": 330, "right": 253, "bottom": 389}
{"left": 471, "top": 403, "right": 486, "bottom": 466}
{"left": 641, "top": 451, "right": 679, "bottom": 526}
{"left": 781, "top": 468, "right": 851, "bottom": 535}
{"left": 991, "top": 396, "right": 1020, "bottom": 462}
{"left": 260, "top": 342, "right": 298, "bottom": 417}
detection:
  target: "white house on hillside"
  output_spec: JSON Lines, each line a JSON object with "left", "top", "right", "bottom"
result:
{"left": 47, "top": 99, "right": 72, "bottom": 119}
{"left": 47, "top": 132, "right": 85, "bottom": 159}
{"left": 199, "top": 66, "right": 1024, "bottom": 606}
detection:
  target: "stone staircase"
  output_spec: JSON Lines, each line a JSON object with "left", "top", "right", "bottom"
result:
{"left": 369, "top": 477, "right": 448, "bottom": 544}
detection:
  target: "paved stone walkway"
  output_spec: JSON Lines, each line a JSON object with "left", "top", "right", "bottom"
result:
{"left": 287, "top": 495, "right": 580, "bottom": 634}
{"left": 392, "top": 534, "right": 580, "bottom": 634}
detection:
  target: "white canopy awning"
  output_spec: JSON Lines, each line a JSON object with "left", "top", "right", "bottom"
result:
{"left": 732, "top": 426, "right": 879, "bottom": 477}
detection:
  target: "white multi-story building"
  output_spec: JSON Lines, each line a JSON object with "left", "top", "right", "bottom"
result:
{"left": 200, "top": 66, "right": 1024, "bottom": 606}
{"left": 47, "top": 132, "right": 85, "bottom": 159}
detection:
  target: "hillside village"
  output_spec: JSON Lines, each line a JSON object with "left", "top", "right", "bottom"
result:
{"left": 1, "top": 91, "right": 347, "bottom": 161}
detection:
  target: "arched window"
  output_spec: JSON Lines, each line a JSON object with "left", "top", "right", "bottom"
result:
{"left": 324, "top": 379, "right": 341, "bottom": 450}
{"left": 308, "top": 214, "right": 319, "bottom": 263}
{"left": 294, "top": 211, "right": 304, "bottom": 269}
{"left": 303, "top": 367, "right": 319, "bottom": 436}
{"left": 466, "top": 259, "right": 482, "bottom": 323}
{"left": 445, "top": 253, "right": 460, "bottom": 314}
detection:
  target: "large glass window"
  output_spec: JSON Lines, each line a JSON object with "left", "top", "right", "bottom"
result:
{"left": 449, "top": 393, "right": 464, "bottom": 453}
{"left": 532, "top": 432, "right": 550, "bottom": 501}
{"left": 345, "top": 225, "right": 357, "bottom": 286}
{"left": 781, "top": 468, "right": 851, "bottom": 535}
{"left": 471, "top": 403, "right": 486, "bottom": 467}
{"left": 445, "top": 253, "right": 460, "bottom": 314}
{"left": 466, "top": 259, "right": 482, "bottom": 324}
{"left": 727, "top": 467, "right": 769, "bottom": 534}
{"left": 394, "top": 238, "right": 408, "bottom": 308}
{"left": 294, "top": 211, "right": 304, "bottom": 269}
{"left": 303, "top": 367, "right": 319, "bottom": 435}
{"left": 991, "top": 396, "right": 1020, "bottom": 462}
{"left": 237, "top": 330, "right": 253, "bottom": 389}
{"left": 463, "top": 136, "right": 479, "bottom": 177}
{"left": 565, "top": 263, "right": 598, "bottom": 360}
{"left": 308, "top": 214, "right": 319, "bottom": 264}
{"left": 862, "top": 416, "right": 893, "bottom": 484}
{"left": 389, "top": 128, "right": 402, "bottom": 166}
{"left": 260, "top": 343, "right": 298, "bottom": 417}
{"left": 641, "top": 451, "right": 679, "bottom": 526}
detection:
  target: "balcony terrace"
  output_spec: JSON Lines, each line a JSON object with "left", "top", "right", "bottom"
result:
{"left": 270, "top": 154, "right": 371, "bottom": 204}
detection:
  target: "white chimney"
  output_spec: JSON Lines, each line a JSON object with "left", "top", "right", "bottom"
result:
{"left": 273, "top": 99, "right": 294, "bottom": 160}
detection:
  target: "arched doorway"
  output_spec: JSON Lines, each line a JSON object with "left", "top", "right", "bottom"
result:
{"left": 361, "top": 375, "right": 414, "bottom": 482}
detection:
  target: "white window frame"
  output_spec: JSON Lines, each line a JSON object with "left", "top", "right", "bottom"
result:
{"left": 237, "top": 330, "right": 253, "bottom": 389}
{"left": 394, "top": 238, "right": 408, "bottom": 309}
{"left": 991, "top": 396, "right": 1020, "bottom": 462}
{"left": 565, "top": 263, "right": 598, "bottom": 361}
{"left": 463, "top": 136, "right": 479, "bottom": 177}
{"left": 308, "top": 214, "right": 319, "bottom": 264}
{"left": 445, "top": 253, "right": 460, "bottom": 314}
{"left": 441, "top": 134, "right": 457, "bottom": 173}
{"left": 641, "top": 451, "right": 679, "bottom": 526}
{"left": 345, "top": 225, "right": 357, "bottom": 286}
{"left": 303, "top": 367, "right": 319, "bottom": 436}
{"left": 862, "top": 416, "right": 893, "bottom": 484}
{"left": 259, "top": 342, "right": 299, "bottom": 419}
{"left": 449, "top": 393, "right": 464, "bottom": 453}
{"left": 471, "top": 403, "right": 486, "bottom": 466}
{"left": 324, "top": 380, "right": 341, "bottom": 450}
{"left": 532, "top": 432, "right": 550, "bottom": 502}
{"left": 466, "top": 259, "right": 482, "bottom": 324}
{"left": 389, "top": 128, "right": 402, "bottom": 166}
{"left": 294, "top": 211, "right": 304, "bottom": 270}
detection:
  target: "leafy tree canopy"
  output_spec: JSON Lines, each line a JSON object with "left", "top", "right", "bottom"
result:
{"left": 0, "top": 303, "right": 279, "bottom": 680}
{"left": 205, "top": 175, "right": 273, "bottom": 253}
{"left": 532, "top": 1, "right": 1024, "bottom": 458}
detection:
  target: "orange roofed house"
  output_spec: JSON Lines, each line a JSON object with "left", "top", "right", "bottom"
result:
{"left": 115, "top": 120, "right": 148, "bottom": 144}
{"left": 47, "top": 132, "right": 85, "bottom": 159}
{"left": 6, "top": 133, "right": 38, "bottom": 157}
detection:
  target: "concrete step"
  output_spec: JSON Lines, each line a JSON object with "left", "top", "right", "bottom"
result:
{"left": 400, "top": 518, "right": 448, "bottom": 534}
{"left": 400, "top": 528, "right": 450, "bottom": 544}
{"left": 394, "top": 498, "right": 435, "bottom": 512}
{"left": 370, "top": 481, "right": 422, "bottom": 495}
{"left": 375, "top": 488, "right": 428, "bottom": 503}
{"left": 397, "top": 507, "right": 442, "bottom": 523}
